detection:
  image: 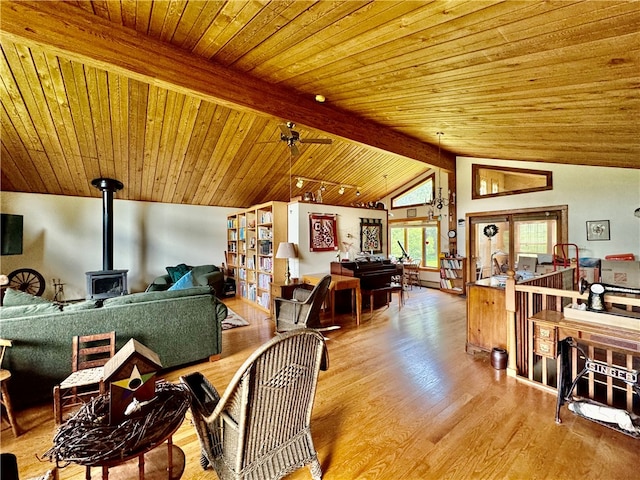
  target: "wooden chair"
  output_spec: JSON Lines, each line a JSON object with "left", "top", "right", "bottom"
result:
{"left": 52, "top": 331, "right": 116, "bottom": 424}
{"left": 0, "top": 339, "right": 20, "bottom": 437}
{"left": 403, "top": 262, "right": 420, "bottom": 289}
{"left": 274, "top": 275, "right": 332, "bottom": 332}
{"left": 181, "top": 329, "right": 328, "bottom": 480}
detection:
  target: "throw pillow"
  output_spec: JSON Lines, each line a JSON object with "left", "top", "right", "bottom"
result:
{"left": 168, "top": 271, "right": 195, "bottom": 291}
{"left": 166, "top": 263, "right": 190, "bottom": 283}
{"left": 2, "top": 288, "right": 51, "bottom": 306}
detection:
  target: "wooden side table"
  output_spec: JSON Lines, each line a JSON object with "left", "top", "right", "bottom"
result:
{"left": 302, "top": 273, "right": 362, "bottom": 325}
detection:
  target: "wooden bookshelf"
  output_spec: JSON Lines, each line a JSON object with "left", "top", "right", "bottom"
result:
{"left": 439, "top": 256, "right": 466, "bottom": 295}
{"left": 226, "top": 201, "right": 287, "bottom": 313}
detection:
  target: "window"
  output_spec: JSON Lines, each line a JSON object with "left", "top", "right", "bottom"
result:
{"left": 468, "top": 206, "right": 567, "bottom": 281}
{"left": 392, "top": 174, "right": 435, "bottom": 208}
{"left": 390, "top": 221, "right": 439, "bottom": 268}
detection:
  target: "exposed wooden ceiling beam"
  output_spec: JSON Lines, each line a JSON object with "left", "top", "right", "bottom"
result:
{"left": 0, "top": 0, "right": 455, "bottom": 171}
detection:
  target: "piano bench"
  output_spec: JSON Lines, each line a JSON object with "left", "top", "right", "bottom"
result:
{"left": 361, "top": 285, "right": 403, "bottom": 319}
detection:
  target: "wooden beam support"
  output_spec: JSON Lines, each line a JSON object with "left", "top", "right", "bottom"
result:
{"left": 0, "top": 0, "right": 455, "bottom": 171}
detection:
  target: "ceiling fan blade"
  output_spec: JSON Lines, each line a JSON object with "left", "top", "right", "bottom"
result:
{"left": 290, "top": 143, "right": 300, "bottom": 157}
{"left": 299, "top": 138, "right": 333, "bottom": 144}
{"left": 279, "top": 123, "right": 293, "bottom": 137}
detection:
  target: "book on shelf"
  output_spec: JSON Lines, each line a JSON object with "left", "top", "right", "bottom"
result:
{"left": 440, "top": 278, "right": 462, "bottom": 291}
{"left": 258, "top": 227, "right": 273, "bottom": 240}
{"left": 440, "top": 268, "right": 458, "bottom": 279}
{"left": 259, "top": 240, "right": 272, "bottom": 255}
{"left": 259, "top": 211, "right": 273, "bottom": 224}
{"left": 258, "top": 273, "right": 271, "bottom": 289}
{"left": 441, "top": 258, "right": 463, "bottom": 269}
{"left": 257, "top": 292, "right": 270, "bottom": 308}
{"left": 259, "top": 258, "right": 272, "bottom": 273}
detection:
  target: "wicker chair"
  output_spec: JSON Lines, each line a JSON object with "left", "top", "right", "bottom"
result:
{"left": 274, "top": 275, "right": 332, "bottom": 333}
{"left": 181, "top": 329, "right": 328, "bottom": 480}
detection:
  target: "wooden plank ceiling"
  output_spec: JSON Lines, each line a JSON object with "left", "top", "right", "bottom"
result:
{"left": 1, "top": 1, "right": 638, "bottom": 209}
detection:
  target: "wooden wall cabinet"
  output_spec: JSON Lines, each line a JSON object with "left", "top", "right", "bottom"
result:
{"left": 226, "top": 201, "right": 287, "bottom": 313}
{"left": 439, "top": 256, "right": 466, "bottom": 295}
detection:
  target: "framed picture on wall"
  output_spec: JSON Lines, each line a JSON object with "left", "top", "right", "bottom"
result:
{"left": 586, "top": 220, "right": 610, "bottom": 241}
{"left": 360, "top": 218, "right": 383, "bottom": 254}
{"left": 309, "top": 213, "right": 339, "bottom": 251}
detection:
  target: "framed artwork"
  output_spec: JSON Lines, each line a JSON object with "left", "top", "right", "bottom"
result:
{"left": 309, "top": 213, "right": 338, "bottom": 251}
{"left": 407, "top": 208, "right": 417, "bottom": 218}
{"left": 586, "top": 220, "right": 610, "bottom": 241}
{"left": 360, "top": 218, "right": 383, "bottom": 254}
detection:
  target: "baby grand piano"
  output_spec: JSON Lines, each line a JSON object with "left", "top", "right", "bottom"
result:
{"left": 331, "top": 259, "right": 403, "bottom": 310}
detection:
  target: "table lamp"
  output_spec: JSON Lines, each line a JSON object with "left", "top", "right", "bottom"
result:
{"left": 275, "top": 242, "right": 297, "bottom": 285}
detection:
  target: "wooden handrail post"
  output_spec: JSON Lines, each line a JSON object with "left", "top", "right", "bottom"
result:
{"left": 505, "top": 270, "right": 517, "bottom": 377}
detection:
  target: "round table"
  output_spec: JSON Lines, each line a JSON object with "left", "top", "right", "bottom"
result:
{"left": 44, "top": 381, "right": 190, "bottom": 480}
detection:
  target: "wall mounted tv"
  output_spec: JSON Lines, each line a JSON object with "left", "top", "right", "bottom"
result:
{"left": 1, "top": 213, "right": 24, "bottom": 256}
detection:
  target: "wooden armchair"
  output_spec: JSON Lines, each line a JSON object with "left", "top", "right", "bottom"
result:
{"left": 274, "top": 275, "right": 332, "bottom": 332}
{"left": 181, "top": 329, "right": 328, "bottom": 480}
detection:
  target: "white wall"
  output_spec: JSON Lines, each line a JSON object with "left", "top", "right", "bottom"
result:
{"left": 1, "top": 192, "right": 235, "bottom": 299}
{"left": 286, "top": 202, "right": 388, "bottom": 280}
{"left": 456, "top": 158, "right": 640, "bottom": 260}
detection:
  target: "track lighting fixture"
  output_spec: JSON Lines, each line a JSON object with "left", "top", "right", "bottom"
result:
{"left": 356, "top": 190, "right": 360, "bottom": 196}
{"left": 292, "top": 176, "right": 357, "bottom": 195}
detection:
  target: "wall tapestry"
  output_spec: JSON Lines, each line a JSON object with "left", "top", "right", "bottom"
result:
{"left": 309, "top": 213, "right": 339, "bottom": 252}
{"left": 360, "top": 218, "right": 383, "bottom": 254}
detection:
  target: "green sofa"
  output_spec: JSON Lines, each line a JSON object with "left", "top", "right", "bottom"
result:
{"left": 146, "top": 263, "right": 225, "bottom": 295}
{"left": 0, "top": 286, "right": 227, "bottom": 408}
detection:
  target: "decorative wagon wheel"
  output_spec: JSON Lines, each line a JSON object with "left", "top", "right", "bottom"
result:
{"left": 7, "top": 268, "right": 46, "bottom": 296}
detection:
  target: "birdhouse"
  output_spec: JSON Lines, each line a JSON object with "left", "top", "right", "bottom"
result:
{"left": 103, "top": 338, "right": 162, "bottom": 425}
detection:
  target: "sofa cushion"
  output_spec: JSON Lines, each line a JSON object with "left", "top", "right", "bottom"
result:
{"left": 168, "top": 271, "right": 195, "bottom": 291}
{"left": 0, "top": 302, "right": 61, "bottom": 318}
{"left": 102, "top": 286, "right": 212, "bottom": 307}
{"left": 166, "top": 263, "right": 190, "bottom": 283}
{"left": 191, "top": 264, "right": 219, "bottom": 279}
{"left": 3, "top": 288, "right": 51, "bottom": 306}
{"left": 62, "top": 300, "right": 101, "bottom": 312}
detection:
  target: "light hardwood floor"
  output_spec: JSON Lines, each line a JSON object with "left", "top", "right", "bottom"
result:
{"left": 2, "top": 288, "right": 638, "bottom": 479}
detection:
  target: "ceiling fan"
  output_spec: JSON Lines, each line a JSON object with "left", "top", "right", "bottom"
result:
{"left": 279, "top": 122, "right": 332, "bottom": 157}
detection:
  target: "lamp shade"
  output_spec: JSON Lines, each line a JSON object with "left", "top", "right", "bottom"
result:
{"left": 275, "top": 242, "right": 297, "bottom": 259}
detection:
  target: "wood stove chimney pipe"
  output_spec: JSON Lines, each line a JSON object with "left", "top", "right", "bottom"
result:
{"left": 91, "top": 178, "right": 124, "bottom": 271}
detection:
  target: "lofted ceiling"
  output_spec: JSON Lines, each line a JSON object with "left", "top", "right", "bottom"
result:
{"left": 1, "top": 1, "right": 638, "bottom": 209}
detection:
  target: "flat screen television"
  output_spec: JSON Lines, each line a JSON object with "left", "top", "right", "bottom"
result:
{"left": 1, "top": 213, "right": 24, "bottom": 256}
